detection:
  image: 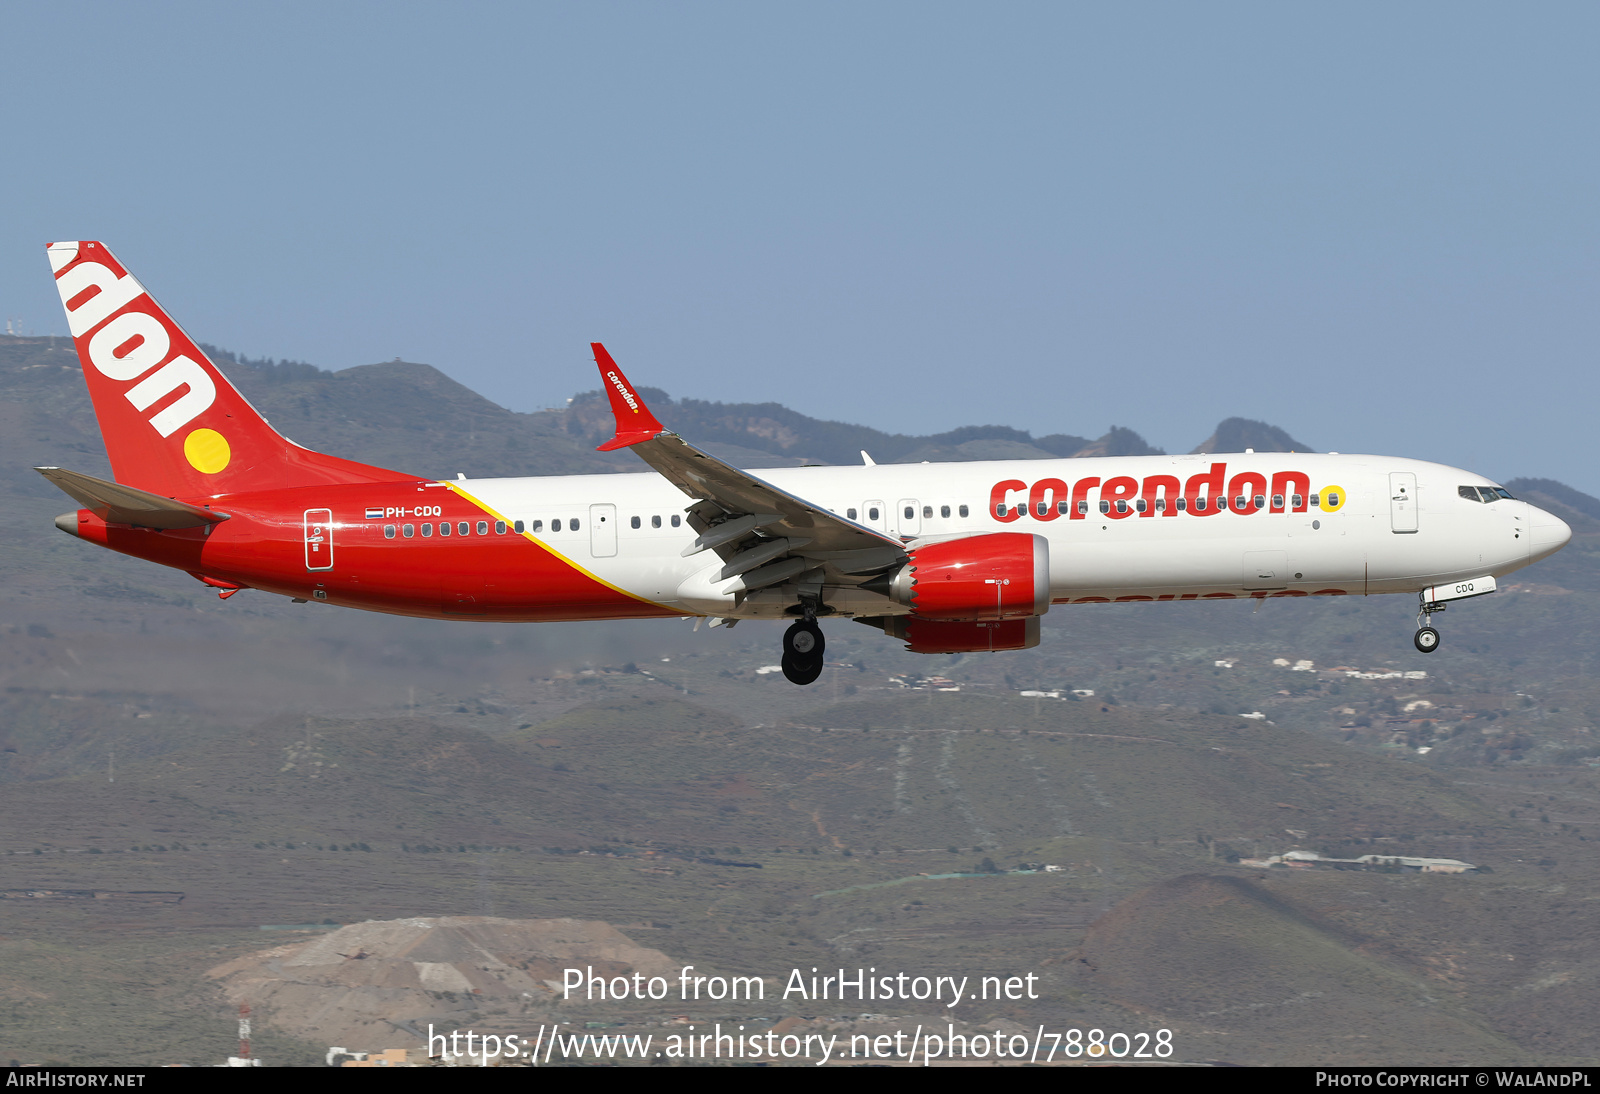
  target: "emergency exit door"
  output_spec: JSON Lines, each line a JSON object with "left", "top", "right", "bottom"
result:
{"left": 590, "top": 504, "right": 617, "bottom": 557}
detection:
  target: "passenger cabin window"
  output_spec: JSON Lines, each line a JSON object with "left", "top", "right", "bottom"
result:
{"left": 1272, "top": 494, "right": 1284, "bottom": 509}
{"left": 1154, "top": 498, "right": 1165, "bottom": 512}
{"left": 531, "top": 520, "right": 543, "bottom": 532}
{"left": 384, "top": 524, "right": 396, "bottom": 538}
{"left": 1099, "top": 500, "right": 1110, "bottom": 514}
{"left": 652, "top": 515, "right": 662, "bottom": 528}
{"left": 941, "top": 505, "right": 951, "bottom": 518}
{"left": 1135, "top": 499, "right": 1147, "bottom": 513}
{"left": 671, "top": 515, "right": 681, "bottom": 527}
{"left": 403, "top": 524, "right": 414, "bottom": 537}
{"left": 1058, "top": 500, "right": 1070, "bottom": 515}
{"left": 1077, "top": 500, "right": 1088, "bottom": 514}
{"left": 1175, "top": 497, "right": 1186, "bottom": 511}
{"left": 477, "top": 521, "right": 488, "bottom": 535}
{"left": 631, "top": 515, "right": 641, "bottom": 529}
{"left": 847, "top": 508, "right": 858, "bottom": 520}
{"left": 421, "top": 523, "right": 432, "bottom": 537}
{"left": 1290, "top": 494, "right": 1302, "bottom": 509}
{"left": 495, "top": 520, "right": 506, "bottom": 534}
{"left": 570, "top": 519, "right": 580, "bottom": 531}
{"left": 995, "top": 503, "right": 1008, "bottom": 517}
{"left": 514, "top": 520, "right": 524, "bottom": 533}
{"left": 552, "top": 519, "right": 562, "bottom": 532}
{"left": 1253, "top": 495, "right": 1265, "bottom": 510}
{"left": 904, "top": 506, "right": 915, "bottom": 520}
{"left": 958, "top": 505, "right": 969, "bottom": 517}
{"left": 1194, "top": 497, "right": 1207, "bottom": 511}
{"left": 458, "top": 522, "right": 469, "bottom": 536}
{"left": 869, "top": 507, "right": 880, "bottom": 521}
{"left": 439, "top": 522, "right": 451, "bottom": 536}
{"left": 1309, "top": 494, "right": 1319, "bottom": 507}
{"left": 1037, "top": 501, "right": 1049, "bottom": 516}
{"left": 922, "top": 505, "right": 932, "bottom": 519}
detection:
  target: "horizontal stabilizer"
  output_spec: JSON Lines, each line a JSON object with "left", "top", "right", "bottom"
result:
{"left": 35, "top": 466, "right": 229, "bottom": 529}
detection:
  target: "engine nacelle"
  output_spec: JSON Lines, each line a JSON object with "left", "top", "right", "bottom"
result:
{"left": 867, "top": 532, "right": 1050, "bottom": 620}
{"left": 868, "top": 615, "right": 1042, "bottom": 654}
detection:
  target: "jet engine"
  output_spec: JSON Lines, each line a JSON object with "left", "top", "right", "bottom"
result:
{"left": 862, "top": 532, "right": 1050, "bottom": 620}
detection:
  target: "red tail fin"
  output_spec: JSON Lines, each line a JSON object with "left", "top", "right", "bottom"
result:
{"left": 46, "top": 241, "right": 402, "bottom": 497}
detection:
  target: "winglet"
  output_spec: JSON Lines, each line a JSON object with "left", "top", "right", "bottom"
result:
{"left": 592, "top": 342, "right": 667, "bottom": 451}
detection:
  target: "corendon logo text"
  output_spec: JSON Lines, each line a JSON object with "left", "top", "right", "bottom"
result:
{"left": 51, "top": 244, "right": 216, "bottom": 438}
{"left": 989, "top": 463, "right": 1342, "bottom": 522}
{"left": 606, "top": 370, "right": 640, "bottom": 413}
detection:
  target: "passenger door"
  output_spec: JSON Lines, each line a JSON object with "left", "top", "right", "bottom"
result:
{"left": 303, "top": 509, "right": 333, "bottom": 571}
{"left": 1389, "top": 473, "right": 1418, "bottom": 534}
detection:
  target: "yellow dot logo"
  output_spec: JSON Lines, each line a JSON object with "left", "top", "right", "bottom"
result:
{"left": 183, "top": 428, "right": 231, "bottom": 474}
{"left": 1319, "top": 484, "right": 1345, "bottom": 512}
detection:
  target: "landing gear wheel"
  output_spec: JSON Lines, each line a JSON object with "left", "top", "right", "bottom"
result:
{"left": 1414, "top": 626, "right": 1440, "bottom": 654}
{"left": 779, "top": 620, "right": 825, "bottom": 684}
{"left": 784, "top": 620, "right": 825, "bottom": 660}
{"left": 781, "top": 653, "right": 824, "bottom": 686}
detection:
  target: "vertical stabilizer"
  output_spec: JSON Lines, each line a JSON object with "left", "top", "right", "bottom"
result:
{"left": 46, "top": 241, "right": 402, "bottom": 497}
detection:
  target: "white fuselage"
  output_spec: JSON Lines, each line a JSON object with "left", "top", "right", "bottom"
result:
{"left": 455, "top": 452, "right": 1572, "bottom": 620}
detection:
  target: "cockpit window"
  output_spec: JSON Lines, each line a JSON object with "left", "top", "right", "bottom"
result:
{"left": 1494, "top": 487, "right": 1514, "bottom": 500}
{"left": 1459, "top": 486, "right": 1483, "bottom": 502}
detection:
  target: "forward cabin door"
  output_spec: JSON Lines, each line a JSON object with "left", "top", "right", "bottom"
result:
{"left": 1389, "top": 472, "right": 1418, "bottom": 534}
{"left": 590, "top": 504, "right": 617, "bottom": 557}
{"left": 304, "top": 509, "right": 333, "bottom": 571}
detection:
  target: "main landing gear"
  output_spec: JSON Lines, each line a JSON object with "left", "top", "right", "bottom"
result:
{"left": 781, "top": 618, "right": 826, "bottom": 685}
{"left": 1414, "top": 594, "right": 1445, "bottom": 654}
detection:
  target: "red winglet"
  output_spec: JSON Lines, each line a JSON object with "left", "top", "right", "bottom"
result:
{"left": 592, "top": 342, "right": 666, "bottom": 451}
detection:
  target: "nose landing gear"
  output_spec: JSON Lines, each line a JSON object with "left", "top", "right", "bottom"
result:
{"left": 781, "top": 618, "right": 826, "bottom": 685}
{"left": 1414, "top": 595, "right": 1446, "bottom": 654}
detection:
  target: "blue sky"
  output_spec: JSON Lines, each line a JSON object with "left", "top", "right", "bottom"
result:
{"left": 4, "top": 3, "right": 1597, "bottom": 490}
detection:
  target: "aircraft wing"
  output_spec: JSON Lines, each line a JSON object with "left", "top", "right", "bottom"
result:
{"left": 590, "top": 344, "right": 906, "bottom": 581}
{"left": 36, "top": 466, "right": 231, "bottom": 529}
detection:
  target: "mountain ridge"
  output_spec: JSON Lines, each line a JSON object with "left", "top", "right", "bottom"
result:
{"left": 6, "top": 336, "right": 1592, "bottom": 524}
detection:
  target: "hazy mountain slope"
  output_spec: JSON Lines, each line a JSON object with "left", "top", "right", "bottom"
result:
{"left": 1191, "top": 417, "right": 1315, "bottom": 454}
{"left": 1505, "top": 478, "right": 1600, "bottom": 534}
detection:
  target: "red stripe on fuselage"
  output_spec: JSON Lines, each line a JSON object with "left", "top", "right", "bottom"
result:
{"left": 74, "top": 480, "right": 679, "bottom": 622}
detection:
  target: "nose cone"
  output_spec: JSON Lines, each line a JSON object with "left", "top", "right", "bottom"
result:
{"left": 1527, "top": 505, "right": 1573, "bottom": 564}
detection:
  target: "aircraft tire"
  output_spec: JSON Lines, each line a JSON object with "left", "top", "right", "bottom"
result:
{"left": 1413, "top": 626, "right": 1440, "bottom": 654}
{"left": 781, "top": 652, "right": 824, "bottom": 686}
{"left": 784, "top": 620, "right": 825, "bottom": 660}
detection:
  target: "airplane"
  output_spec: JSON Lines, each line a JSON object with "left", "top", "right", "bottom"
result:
{"left": 37, "top": 241, "right": 1574, "bottom": 685}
